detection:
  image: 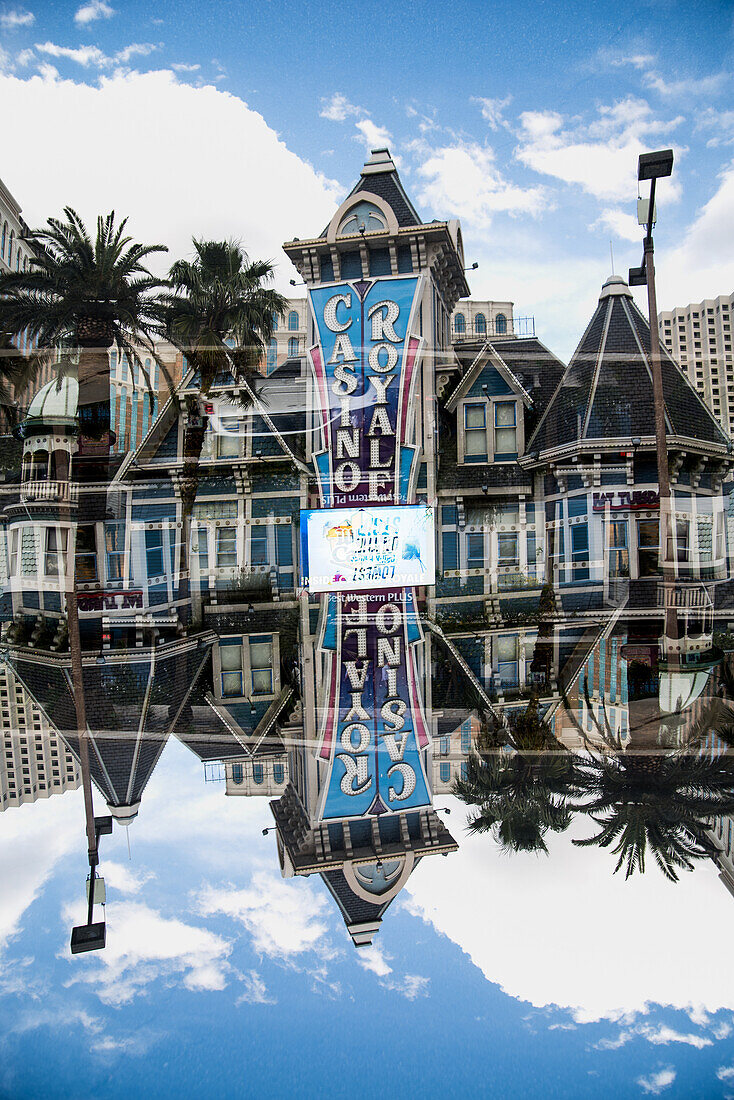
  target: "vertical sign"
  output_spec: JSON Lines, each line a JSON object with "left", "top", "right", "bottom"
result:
{"left": 307, "top": 276, "right": 432, "bottom": 820}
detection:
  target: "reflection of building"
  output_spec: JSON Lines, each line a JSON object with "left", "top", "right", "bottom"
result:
{"left": 658, "top": 294, "right": 734, "bottom": 434}
{"left": 0, "top": 665, "right": 80, "bottom": 811}
{"left": 709, "top": 814, "right": 734, "bottom": 898}
{"left": 450, "top": 299, "right": 522, "bottom": 342}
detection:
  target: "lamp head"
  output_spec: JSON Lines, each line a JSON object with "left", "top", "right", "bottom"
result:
{"left": 638, "top": 149, "right": 674, "bottom": 181}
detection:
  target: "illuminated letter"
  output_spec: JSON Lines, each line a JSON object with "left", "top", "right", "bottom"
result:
{"left": 345, "top": 660, "right": 369, "bottom": 690}
{"left": 367, "top": 406, "right": 394, "bottom": 436}
{"left": 376, "top": 603, "right": 401, "bottom": 635}
{"left": 345, "top": 596, "right": 369, "bottom": 626}
{"left": 387, "top": 762, "right": 416, "bottom": 801}
{"left": 324, "top": 293, "right": 352, "bottom": 333}
{"left": 336, "top": 428, "right": 360, "bottom": 459}
{"left": 334, "top": 462, "right": 361, "bottom": 491}
{"left": 340, "top": 722, "right": 370, "bottom": 753}
{"left": 377, "top": 636, "right": 401, "bottom": 667}
{"left": 370, "top": 439, "right": 392, "bottom": 468}
{"left": 329, "top": 331, "right": 358, "bottom": 364}
{"left": 344, "top": 628, "right": 368, "bottom": 657}
{"left": 338, "top": 754, "right": 371, "bottom": 796}
{"left": 368, "top": 374, "right": 394, "bottom": 404}
{"left": 368, "top": 343, "right": 399, "bottom": 374}
{"left": 331, "top": 363, "right": 358, "bottom": 396}
{"left": 381, "top": 700, "right": 407, "bottom": 733}
{"left": 368, "top": 300, "right": 400, "bottom": 343}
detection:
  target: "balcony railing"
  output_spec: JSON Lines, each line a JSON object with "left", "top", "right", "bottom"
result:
{"left": 451, "top": 317, "right": 536, "bottom": 341}
{"left": 20, "top": 479, "right": 78, "bottom": 502}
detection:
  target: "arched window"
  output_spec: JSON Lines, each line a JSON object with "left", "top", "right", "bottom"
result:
{"left": 475, "top": 313, "right": 486, "bottom": 335}
{"left": 31, "top": 449, "right": 49, "bottom": 481}
{"left": 454, "top": 312, "right": 466, "bottom": 334}
{"left": 287, "top": 337, "right": 299, "bottom": 358}
{"left": 23, "top": 256, "right": 28, "bottom": 271}
{"left": 287, "top": 310, "right": 299, "bottom": 331}
{"left": 1, "top": 222, "right": 6, "bottom": 259}
{"left": 15, "top": 250, "right": 20, "bottom": 272}
{"left": 231, "top": 763, "right": 243, "bottom": 784}
{"left": 273, "top": 762, "right": 285, "bottom": 784}
{"left": 495, "top": 313, "right": 507, "bottom": 335}
{"left": 266, "top": 338, "right": 277, "bottom": 373}
{"left": 8, "top": 230, "right": 13, "bottom": 267}
{"left": 440, "top": 763, "right": 451, "bottom": 783}
{"left": 271, "top": 312, "right": 279, "bottom": 332}
{"left": 253, "top": 763, "right": 264, "bottom": 785}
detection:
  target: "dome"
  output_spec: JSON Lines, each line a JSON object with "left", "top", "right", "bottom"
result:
{"left": 26, "top": 374, "right": 78, "bottom": 423}
{"left": 107, "top": 801, "right": 140, "bottom": 825}
{"left": 599, "top": 274, "right": 633, "bottom": 300}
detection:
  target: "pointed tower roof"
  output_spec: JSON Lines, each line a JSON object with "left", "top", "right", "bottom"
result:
{"left": 338, "top": 147, "right": 422, "bottom": 229}
{"left": 528, "top": 276, "right": 730, "bottom": 458}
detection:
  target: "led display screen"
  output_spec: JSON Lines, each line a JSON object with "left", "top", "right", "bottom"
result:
{"left": 300, "top": 505, "right": 435, "bottom": 593}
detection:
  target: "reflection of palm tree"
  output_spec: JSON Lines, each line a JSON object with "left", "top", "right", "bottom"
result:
{"left": 453, "top": 697, "right": 581, "bottom": 854}
{"left": 454, "top": 749, "right": 578, "bottom": 854}
{"left": 571, "top": 751, "right": 734, "bottom": 881}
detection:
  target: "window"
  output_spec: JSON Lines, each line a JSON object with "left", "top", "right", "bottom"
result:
{"left": 454, "top": 312, "right": 465, "bottom": 334}
{"left": 607, "top": 521, "right": 629, "bottom": 577}
{"left": 249, "top": 635, "right": 273, "bottom": 695}
{"left": 287, "top": 336, "right": 299, "bottom": 358}
{"left": 460, "top": 721, "right": 471, "bottom": 753}
{"left": 75, "top": 525, "right": 98, "bottom": 581}
{"left": 231, "top": 763, "right": 243, "bottom": 783}
{"left": 272, "top": 313, "right": 279, "bottom": 332}
{"left": 145, "top": 529, "right": 164, "bottom": 577}
{"left": 220, "top": 640, "right": 243, "bottom": 696}
{"left": 496, "top": 635, "right": 519, "bottom": 686}
{"left": 7, "top": 230, "right": 13, "bottom": 267}
{"left": 668, "top": 519, "right": 689, "bottom": 564}
{"left": 253, "top": 763, "right": 264, "bottom": 784}
{"left": 467, "top": 532, "right": 484, "bottom": 569}
{"left": 217, "top": 417, "right": 240, "bottom": 457}
{"left": 216, "top": 527, "right": 237, "bottom": 569}
{"left": 495, "top": 313, "right": 507, "bottom": 334}
{"left": 250, "top": 527, "right": 268, "bottom": 565}
{"left": 494, "top": 402, "right": 517, "bottom": 456}
{"left": 273, "top": 762, "right": 285, "bottom": 784}
{"left": 475, "top": 313, "right": 486, "bottom": 335}
{"left": 464, "top": 403, "right": 487, "bottom": 461}
{"left": 266, "top": 338, "right": 277, "bottom": 373}
{"left": 0, "top": 222, "right": 5, "bottom": 259}
{"left": 287, "top": 310, "right": 299, "bottom": 331}
{"left": 44, "top": 528, "right": 68, "bottom": 577}
{"left": 570, "top": 523, "right": 589, "bottom": 581}
{"left": 440, "top": 762, "right": 451, "bottom": 783}
{"left": 497, "top": 532, "right": 519, "bottom": 566}
{"left": 105, "top": 522, "right": 125, "bottom": 581}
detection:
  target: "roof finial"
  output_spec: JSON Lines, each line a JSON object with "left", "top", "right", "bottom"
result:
{"left": 609, "top": 240, "right": 615, "bottom": 276}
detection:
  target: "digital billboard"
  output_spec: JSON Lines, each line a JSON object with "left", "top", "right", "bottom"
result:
{"left": 300, "top": 504, "right": 435, "bottom": 594}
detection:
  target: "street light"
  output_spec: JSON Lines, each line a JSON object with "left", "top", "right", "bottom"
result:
{"left": 629, "top": 149, "right": 674, "bottom": 581}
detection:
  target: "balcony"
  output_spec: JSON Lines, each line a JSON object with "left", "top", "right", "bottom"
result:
{"left": 20, "top": 479, "right": 78, "bottom": 503}
{"left": 451, "top": 317, "right": 536, "bottom": 342}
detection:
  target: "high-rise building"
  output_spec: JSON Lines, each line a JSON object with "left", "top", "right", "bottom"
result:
{"left": 658, "top": 294, "right": 734, "bottom": 434}
{"left": 0, "top": 664, "right": 81, "bottom": 811}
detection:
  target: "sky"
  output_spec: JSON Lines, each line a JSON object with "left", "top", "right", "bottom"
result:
{"left": 0, "top": 0, "right": 732, "bottom": 360}
{"left": 3, "top": 737, "right": 734, "bottom": 1098}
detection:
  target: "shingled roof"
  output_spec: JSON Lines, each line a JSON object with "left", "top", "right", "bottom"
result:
{"left": 321, "top": 148, "right": 422, "bottom": 235}
{"left": 528, "top": 276, "right": 730, "bottom": 456}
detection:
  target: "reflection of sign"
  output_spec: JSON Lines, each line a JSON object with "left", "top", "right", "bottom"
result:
{"left": 317, "top": 590, "right": 431, "bottom": 820}
{"left": 78, "top": 591, "right": 143, "bottom": 612}
{"left": 301, "top": 505, "right": 435, "bottom": 593}
{"left": 592, "top": 490, "right": 659, "bottom": 512}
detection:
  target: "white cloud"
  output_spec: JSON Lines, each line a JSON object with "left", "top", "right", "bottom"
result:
{"left": 34, "top": 41, "right": 108, "bottom": 67}
{"left": 357, "top": 944, "right": 392, "bottom": 978}
{"left": 16, "top": 47, "right": 33, "bottom": 66}
{"left": 656, "top": 159, "right": 734, "bottom": 311}
{"left": 171, "top": 62, "right": 200, "bottom": 73}
{"left": 416, "top": 142, "right": 550, "bottom": 227}
{"left": 398, "top": 973, "right": 430, "bottom": 1000}
{"left": 354, "top": 117, "right": 392, "bottom": 152}
{"left": 405, "top": 800, "right": 734, "bottom": 1024}
{"left": 638, "top": 1023, "right": 712, "bottom": 1050}
{"left": 593, "top": 207, "right": 643, "bottom": 243}
{"left": 515, "top": 99, "right": 683, "bottom": 204}
{"left": 33, "top": 40, "right": 158, "bottom": 69}
{"left": 74, "top": 0, "right": 115, "bottom": 25}
{"left": 718, "top": 1065, "right": 734, "bottom": 1082}
{"left": 99, "top": 860, "right": 154, "bottom": 896}
{"left": 320, "top": 92, "right": 360, "bottom": 122}
{"left": 235, "top": 970, "right": 276, "bottom": 1005}
{"left": 62, "top": 899, "right": 232, "bottom": 1005}
{"left": 473, "top": 94, "right": 512, "bottom": 130}
{"left": 0, "top": 68, "right": 339, "bottom": 290}
{"left": 637, "top": 1067, "right": 676, "bottom": 1095}
{"left": 644, "top": 70, "right": 730, "bottom": 99}
{"left": 697, "top": 107, "right": 734, "bottom": 148}
{"left": 0, "top": 8, "right": 34, "bottom": 27}
{"left": 197, "top": 872, "right": 330, "bottom": 959}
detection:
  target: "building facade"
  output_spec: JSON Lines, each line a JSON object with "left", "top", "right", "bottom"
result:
{"left": 659, "top": 293, "right": 734, "bottom": 434}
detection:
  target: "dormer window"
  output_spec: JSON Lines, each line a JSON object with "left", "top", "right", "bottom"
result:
{"left": 459, "top": 398, "right": 520, "bottom": 464}
{"left": 464, "top": 403, "right": 487, "bottom": 461}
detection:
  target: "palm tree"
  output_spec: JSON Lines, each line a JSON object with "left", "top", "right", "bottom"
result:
{"left": 158, "top": 239, "right": 286, "bottom": 605}
{"left": 0, "top": 207, "right": 169, "bottom": 440}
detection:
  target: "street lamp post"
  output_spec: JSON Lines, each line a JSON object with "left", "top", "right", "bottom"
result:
{"left": 629, "top": 149, "right": 674, "bottom": 556}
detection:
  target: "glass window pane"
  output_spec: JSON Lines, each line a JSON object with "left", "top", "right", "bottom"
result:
{"left": 222, "top": 671, "right": 243, "bottom": 696}
{"left": 497, "top": 635, "right": 518, "bottom": 661}
{"left": 464, "top": 404, "right": 485, "bottom": 428}
{"left": 250, "top": 640, "right": 272, "bottom": 669}
{"left": 495, "top": 402, "right": 516, "bottom": 427}
{"left": 252, "top": 669, "right": 273, "bottom": 694}
{"left": 495, "top": 427, "right": 517, "bottom": 453}
{"left": 220, "top": 643, "right": 242, "bottom": 671}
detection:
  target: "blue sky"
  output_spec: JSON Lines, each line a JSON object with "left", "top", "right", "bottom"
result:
{"left": 0, "top": 0, "right": 732, "bottom": 358}
{"left": 3, "top": 737, "right": 734, "bottom": 1099}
